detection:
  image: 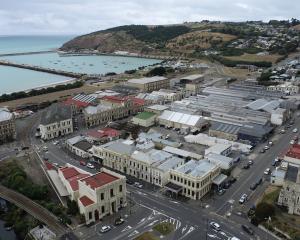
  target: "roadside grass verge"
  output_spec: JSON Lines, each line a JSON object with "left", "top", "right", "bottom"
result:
{"left": 153, "top": 222, "right": 174, "bottom": 236}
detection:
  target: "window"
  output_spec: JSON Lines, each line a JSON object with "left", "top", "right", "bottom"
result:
{"left": 89, "top": 212, "right": 92, "bottom": 219}
{"left": 119, "top": 185, "right": 123, "bottom": 192}
{"left": 110, "top": 189, "right": 114, "bottom": 197}
{"left": 101, "top": 193, "right": 104, "bottom": 200}
{"left": 101, "top": 206, "right": 105, "bottom": 213}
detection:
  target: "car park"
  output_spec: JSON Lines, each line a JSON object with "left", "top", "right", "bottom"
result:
{"left": 114, "top": 217, "right": 125, "bottom": 226}
{"left": 99, "top": 225, "right": 111, "bottom": 233}
{"left": 241, "top": 224, "right": 254, "bottom": 235}
{"left": 210, "top": 222, "right": 221, "bottom": 231}
{"left": 239, "top": 194, "right": 248, "bottom": 204}
{"left": 264, "top": 168, "right": 271, "bottom": 175}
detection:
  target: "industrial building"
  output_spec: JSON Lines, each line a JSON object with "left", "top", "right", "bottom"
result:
{"left": 131, "top": 111, "right": 157, "bottom": 127}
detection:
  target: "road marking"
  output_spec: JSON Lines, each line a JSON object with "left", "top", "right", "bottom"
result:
{"left": 179, "top": 226, "right": 195, "bottom": 239}
{"left": 138, "top": 218, "right": 146, "bottom": 224}
{"left": 144, "top": 220, "right": 159, "bottom": 228}
{"left": 181, "top": 225, "right": 187, "bottom": 234}
{"left": 121, "top": 225, "right": 132, "bottom": 232}
{"left": 128, "top": 230, "right": 139, "bottom": 238}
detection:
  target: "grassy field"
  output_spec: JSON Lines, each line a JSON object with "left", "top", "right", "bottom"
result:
{"left": 153, "top": 222, "right": 174, "bottom": 236}
{"left": 167, "top": 31, "right": 237, "bottom": 53}
{"left": 259, "top": 186, "right": 300, "bottom": 239}
{"left": 224, "top": 53, "right": 281, "bottom": 64}
{"left": 0, "top": 84, "right": 106, "bottom": 109}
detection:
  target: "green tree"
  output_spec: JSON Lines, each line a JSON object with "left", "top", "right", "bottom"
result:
{"left": 255, "top": 202, "right": 275, "bottom": 222}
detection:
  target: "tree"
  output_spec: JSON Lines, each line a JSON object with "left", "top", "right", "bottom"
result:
{"left": 145, "top": 67, "right": 166, "bottom": 76}
{"left": 255, "top": 202, "right": 275, "bottom": 222}
{"left": 67, "top": 199, "right": 79, "bottom": 216}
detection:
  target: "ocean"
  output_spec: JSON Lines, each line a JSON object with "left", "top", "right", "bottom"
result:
{"left": 0, "top": 36, "right": 161, "bottom": 94}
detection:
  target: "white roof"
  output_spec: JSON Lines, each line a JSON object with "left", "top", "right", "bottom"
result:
{"left": 158, "top": 110, "right": 203, "bottom": 127}
{"left": 146, "top": 105, "right": 169, "bottom": 111}
{"left": 0, "top": 108, "right": 13, "bottom": 122}
{"left": 128, "top": 76, "right": 167, "bottom": 84}
{"left": 181, "top": 74, "right": 204, "bottom": 81}
{"left": 67, "top": 136, "right": 85, "bottom": 145}
{"left": 163, "top": 146, "right": 202, "bottom": 159}
{"left": 174, "top": 160, "right": 218, "bottom": 178}
{"left": 205, "top": 144, "right": 231, "bottom": 155}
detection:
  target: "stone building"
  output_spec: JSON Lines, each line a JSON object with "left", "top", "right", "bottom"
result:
{"left": 0, "top": 108, "right": 16, "bottom": 144}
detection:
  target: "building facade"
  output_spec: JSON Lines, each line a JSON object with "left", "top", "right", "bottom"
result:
{"left": 127, "top": 76, "right": 169, "bottom": 92}
{"left": 0, "top": 108, "right": 16, "bottom": 144}
{"left": 39, "top": 104, "right": 73, "bottom": 140}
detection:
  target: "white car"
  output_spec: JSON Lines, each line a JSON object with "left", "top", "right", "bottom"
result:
{"left": 134, "top": 182, "right": 143, "bottom": 188}
{"left": 210, "top": 221, "right": 221, "bottom": 231}
{"left": 290, "top": 140, "right": 295, "bottom": 145}
{"left": 239, "top": 194, "right": 248, "bottom": 204}
{"left": 264, "top": 145, "right": 270, "bottom": 150}
{"left": 264, "top": 168, "right": 271, "bottom": 175}
{"left": 99, "top": 225, "right": 111, "bottom": 233}
{"left": 268, "top": 141, "right": 273, "bottom": 146}
{"left": 87, "top": 163, "right": 95, "bottom": 169}
{"left": 293, "top": 128, "right": 298, "bottom": 133}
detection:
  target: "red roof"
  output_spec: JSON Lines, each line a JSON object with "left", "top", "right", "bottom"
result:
{"left": 87, "top": 127, "right": 120, "bottom": 139}
{"left": 69, "top": 174, "right": 90, "bottom": 191}
{"left": 79, "top": 195, "right": 94, "bottom": 207}
{"left": 60, "top": 167, "right": 80, "bottom": 179}
{"left": 64, "top": 98, "right": 91, "bottom": 108}
{"left": 45, "top": 162, "right": 54, "bottom": 170}
{"left": 102, "top": 96, "right": 145, "bottom": 106}
{"left": 81, "top": 172, "right": 119, "bottom": 190}
{"left": 286, "top": 144, "right": 300, "bottom": 159}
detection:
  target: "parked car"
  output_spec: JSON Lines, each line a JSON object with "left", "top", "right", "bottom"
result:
{"left": 293, "top": 128, "right": 298, "bottom": 133}
{"left": 134, "top": 182, "right": 143, "bottom": 188}
{"left": 243, "top": 164, "right": 250, "bottom": 169}
{"left": 87, "top": 163, "right": 95, "bottom": 169}
{"left": 256, "top": 177, "right": 263, "bottom": 185}
{"left": 264, "top": 145, "right": 270, "bottom": 150}
{"left": 259, "top": 148, "right": 265, "bottom": 153}
{"left": 241, "top": 225, "right": 254, "bottom": 235}
{"left": 250, "top": 183, "right": 258, "bottom": 191}
{"left": 80, "top": 160, "right": 87, "bottom": 166}
{"left": 126, "top": 179, "right": 134, "bottom": 185}
{"left": 290, "top": 140, "right": 295, "bottom": 145}
{"left": 210, "top": 222, "right": 221, "bottom": 231}
{"left": 223, "top": 182, "right": 231, "bottom": 189}
{"left": 114, "top": 217, "right": 125, "bottom": 226}
{"left": 293, "top": 135, "right": 299, "bottom": 141}
{"left": 264, "top": 168, "right": 271, "bottom": 175}
{"left": 280, "top": 129, "right": 286, "bottom": 134}
{"left": 217, "top": 189, "right": 226, "bottom": 195}
{"left": 229, "top": 178, "right": 237, "bottom": 184}
{"left": 248, "top": 160, "right": 254, "bottom": 165}
{"left": 99, "top": 225, "right": 111, "bottom": 233}
{"left": 239, "top": 194, "right": 248, "bottom": 204}
{"left": 268, "top": 141, "right": 273, "bottom": 146}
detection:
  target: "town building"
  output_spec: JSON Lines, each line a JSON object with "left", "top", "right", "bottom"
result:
{"left": 267, "top": 83, "right": 299, "bottom": 95}
{"left": 64, "top": 94, "right": 97, "bottom": 115}
{"left": 66, "top": 136, "right": 93, "bottom": 158}
{"left": 83, "top": 96, "right": 145, "bottom": 128}
{"left": 145, "top": 105, "right": 169, "bottom": 115}
{"left": 0, "top": 107, "right": 16, "bottom": 144}
{"left": 58, "top": 164, "right": 126, "bottom": 224}
{"left": 166, "top": 160, "right": 220, "bottom": 200}
{"left": 204, "top": 143, "right": 232, "bottom": 156}
{"left": 205, "top": 153, "right": 234, "bottom": 170}
{"left": 86, "top": 127, "right": 121, "bottom": 144}
{"left": 277, "top": 164, "right": 300, "bottom": 215}
{"left": 209, "top": 122, "right": 240, "bottom": 141}
{"left": 127, "top": 76, "right": 169, "bottom": 92}
{"left": 131, "top": 111, "right": 157, "bottom": 127}
{"left": 39, "top": 104, "right": 73, "bottom": 140}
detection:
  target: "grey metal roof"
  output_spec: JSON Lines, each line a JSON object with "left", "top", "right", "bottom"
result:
{"left": 73, "top": 140, "right": 93, "bottom": 152}
{"left": 239, "top": 123, "right": 274, "bottom": 138}
{"left": 210, "top": 122, "right": 241, "bottom": 135}
{"left": 285, "top": 165, "right": 299, "bottom": 183}
{"left": 175, "top": 160, "right": 218, "bottom": 178}
{"left": 102, "top": 140, "right": 136, "bottom": 156}
{"left": 40, "top": 103, "right": 72, "bottom": 125}
{"left": 72, "top": 94, "right": 96, "bottom": 103}
{"left": 128, "top": 76, "right": 167, "bottom": 84}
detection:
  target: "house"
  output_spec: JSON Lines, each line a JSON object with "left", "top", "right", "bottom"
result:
{"left": 127, "top": 76, "right": 169, "bottom": 92}
{"left": 0, "top": 107, "right": 16, "bottom": 144}
{"left": 39, "top": 104, "right": 73, "bottom": 140}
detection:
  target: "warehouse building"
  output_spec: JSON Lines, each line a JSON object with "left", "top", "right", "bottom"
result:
{"left": 158, "top": 110, "right": 208, "bottom": 130}
{"left": 209, "top": 122, "right": 240, "bottom": 141}
{"left": 127, "top": 76, "right": 169, "bottom": 92}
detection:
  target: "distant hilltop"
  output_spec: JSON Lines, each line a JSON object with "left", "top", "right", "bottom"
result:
{"left": 60, "top": 19, "right": 300, "bottom": 59}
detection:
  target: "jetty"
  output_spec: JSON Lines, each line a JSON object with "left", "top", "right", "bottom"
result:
{"left": 0, "top": 60, "right": 84, "bottom": 78}
{"left": 0, "top": 50, "right": 56, "bottom": 57}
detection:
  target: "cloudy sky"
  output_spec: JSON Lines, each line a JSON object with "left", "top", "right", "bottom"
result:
{"left": 1, "top": 0, "right": 298, "bottom": 35}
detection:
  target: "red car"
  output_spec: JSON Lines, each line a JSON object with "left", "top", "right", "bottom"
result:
{"left": 80, "top": 160, "right": 87, "bottom": 166}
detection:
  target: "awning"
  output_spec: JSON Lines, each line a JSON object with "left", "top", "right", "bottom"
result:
{"left": 212, "top": 174, "right": 228, "bottom": 186}
{"left": 164, "top": 182, "right": 183, "bottom": 193}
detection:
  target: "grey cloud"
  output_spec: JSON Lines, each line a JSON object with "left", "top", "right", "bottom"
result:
{"left": 0, "top": 0, "right": 299, "bottom": 35}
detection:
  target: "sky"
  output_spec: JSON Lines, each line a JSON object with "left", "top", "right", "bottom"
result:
{"left": 0, "top": 0, "right": 299, "bottom": 35}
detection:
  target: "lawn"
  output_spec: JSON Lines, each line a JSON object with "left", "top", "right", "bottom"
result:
{"left": 153, "top": 222, "right": 174, "bottom": 236}
{"left": 259, "top": 187, "right": 300, "bottom": 240}
{"left": 135, "top": 232, "right": 158, "bottom": 240}
{"left": 224, "top": 53, "right": 281, "bottom": 64}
